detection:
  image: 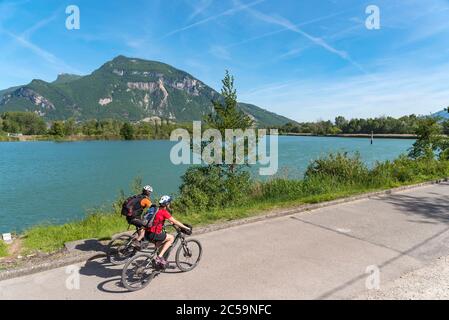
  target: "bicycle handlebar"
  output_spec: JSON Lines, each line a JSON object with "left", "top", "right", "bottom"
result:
{"left": 163, "top": 223, "right": 187, "bottom": 234}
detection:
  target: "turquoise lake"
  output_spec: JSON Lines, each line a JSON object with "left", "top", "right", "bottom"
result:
{"left": 0, "top": 136, "right": 414, "bottom": 233}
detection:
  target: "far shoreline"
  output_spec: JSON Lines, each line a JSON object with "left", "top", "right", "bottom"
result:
{"left": 282, "top": 133, "right": 418, "bottom": 139}
{"left": 1, "top": 132, "right": 421, "bottom": 142}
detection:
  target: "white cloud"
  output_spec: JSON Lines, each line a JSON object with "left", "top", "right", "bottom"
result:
{"left": 161, "top": 0, "right": 265, "bottom": 39}
{"left": 224, "top": 9, "right": 349, "bottom": 50}
{"left": 187, "top": 0, "right": 214, "bottom": 21}
{"left": 236, "top": 0, "right": 368, "bottom": 74}
{"left": 0, "top": 27, "right": 80, "bottom": 75}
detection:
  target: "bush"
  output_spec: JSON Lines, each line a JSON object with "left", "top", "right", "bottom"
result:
{"left": 176, "top": 165, "right": 252, "bottom": 212}
{"left": 370, "top": 155, "right": 449, "bottom": 185}
{"left": 301, "top": 175, "right": 342, "bottom": 196}
{"left": 304, "top": 152, "right": 369, "bottom": 184}
{"left": 253, "top": 178, "right": 303, "bottom": 201}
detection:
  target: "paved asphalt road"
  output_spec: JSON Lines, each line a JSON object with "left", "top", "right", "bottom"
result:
{"left": 1, "top": 183, "right": 449, "bottom": 300}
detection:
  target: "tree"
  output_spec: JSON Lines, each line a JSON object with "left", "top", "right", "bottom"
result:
{"left": 1, "top": 111, "right": 46, "bottom": 135}
{"left": 64, "top": 118, "right": 77, "bottom": 136}
{"left": 335, "top": 116, "right": 348, "bottom": 130}
{"left": 204, "top": 70, "right": 254, "bottom": 173}
{"left": 120, "top": 122, "right": 135, "bottom": 140}
{"left": 81, "top": 120, "right": 97, "bottom": 135}
{"left": 408, "top": 117, "right": 442, "bottom": 159}
{"left": 49, "top": 121, "right": 66, "bottom": 137}
{"left": 177, "top": 71, "right": 253, "bottom": 212}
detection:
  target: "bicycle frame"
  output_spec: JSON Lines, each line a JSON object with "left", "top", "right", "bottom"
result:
{"left": 162, "top": 230, "right": 185, "bottom": 259}
{"left": 135, "top": 227, "right": 188, "bottom": 270}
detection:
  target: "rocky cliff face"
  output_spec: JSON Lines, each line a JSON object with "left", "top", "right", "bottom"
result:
{"left": 0, "top": 88, "right": 55, "bottom": 113}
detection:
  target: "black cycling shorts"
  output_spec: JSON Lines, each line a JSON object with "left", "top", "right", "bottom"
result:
{"left": 126, "top": 216, "right": 147, "bottom": 228}
{"left": 145, "top": 232, "right": 167, "bottom": 242}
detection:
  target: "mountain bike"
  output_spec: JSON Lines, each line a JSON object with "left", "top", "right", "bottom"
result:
{"left": 121, "top": 224, "right": 202, "bottom": 291}
{"left": 106, "top": 225, "right": 155, "bottom": 265}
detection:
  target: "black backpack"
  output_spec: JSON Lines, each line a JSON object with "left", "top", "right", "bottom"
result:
{"left": 121, "top": 194, "right": 145, "bottom": 217}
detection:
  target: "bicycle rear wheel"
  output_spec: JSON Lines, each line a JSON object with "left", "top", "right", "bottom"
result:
{"left": 107, "top": 235, "right": 136, "bottom": 265}
{"left": 175, "top": 239, "right": 202, "bottom": 272}
{"left": 121, "top": 253, "right": 158, "bottom": 291}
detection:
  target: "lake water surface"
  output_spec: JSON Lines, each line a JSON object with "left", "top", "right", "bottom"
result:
{"left": 0, "top": 136, "right": 414, "bottom": 233}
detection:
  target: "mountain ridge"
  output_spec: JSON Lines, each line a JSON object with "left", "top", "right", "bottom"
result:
{"left": 432, "top": 109, "right": 449, "bottom": 120}
{"left": 0, "top": 55, "right": 293, "bottom": 127}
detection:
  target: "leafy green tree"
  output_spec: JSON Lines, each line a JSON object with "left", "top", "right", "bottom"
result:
{"left": 442, "top": 120, "right": 449, "bottom": 135}
{"left": 279, "top": 114, "right": 422, "bottom": 135}
{"left": 120, "top": 122, "right": 135, "bottom": 140}
{"left": 81, "top": 120, "right": 97, "bottom": 136}
{"left": 335, "top": 116, "right": 348, "bottom": 129}
{"left": 1, "top": 112, "right": 46, "bottom": 135}
{"left": 408, "top": 118, "right": 442, "bottom": 159}
{"left": 177, "top": 71, "right": 253, "bottom": 212}
{"left": 64, "top": 118, "right": 77, "bottom": 136}
{"left": 49, "top": 121, "right": 66, "bottom": 137}
{"left": 204, "top": 70, "right": 254, "bottom": 173}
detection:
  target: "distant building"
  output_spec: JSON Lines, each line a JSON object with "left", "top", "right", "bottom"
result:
{"left": 7, "top": 133, "right": 23, "bottom": 137}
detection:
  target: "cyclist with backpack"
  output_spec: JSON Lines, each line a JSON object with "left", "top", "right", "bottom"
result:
{"left": 145, "top": 195, "right": 191, "bottom": 267}
{"left": 121, "top": 185, "right": 155, "bottom": 246}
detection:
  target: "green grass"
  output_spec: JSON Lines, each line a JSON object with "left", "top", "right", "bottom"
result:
{"left": 0, "top": 241, "right": 8, "bottom": 257}
{"left": 22, "top": 210, "right": 128, "bottom": 253}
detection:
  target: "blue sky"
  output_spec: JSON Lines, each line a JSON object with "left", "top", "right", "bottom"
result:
{"left": 1, "top": 0, "right": 449, "bottom": 121}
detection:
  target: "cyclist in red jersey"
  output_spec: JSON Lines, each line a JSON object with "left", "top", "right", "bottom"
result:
{"left": 145, "top": 195, "right": 191, "bottom": 267}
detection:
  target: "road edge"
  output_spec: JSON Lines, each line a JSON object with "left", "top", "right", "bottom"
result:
{"left": 1, "top": 177, "right": 448, "bottom": 281}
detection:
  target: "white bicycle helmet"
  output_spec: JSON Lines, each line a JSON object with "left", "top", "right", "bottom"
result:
{"left": 142, "top": 185, "right": 153, "bottom": 193}
{"left": 159, "top": 195, "right": 172, "bottom": 206}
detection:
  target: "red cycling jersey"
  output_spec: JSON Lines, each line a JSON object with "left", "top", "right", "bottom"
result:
{"left": 148, "top": 208, "right": 172, "bottom": 234}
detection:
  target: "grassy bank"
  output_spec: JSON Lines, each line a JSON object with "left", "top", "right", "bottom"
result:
{"left": 22, "top": 210, "right": 128, "bottom": 253}
{"left": 16, "top": 154, "right": 449, "bottom": 256}
{"left": 0, "top": 242, "right": 8, "bottom": 257}
{"left": 21, "top": 186, "right": 374, "bottom": 254}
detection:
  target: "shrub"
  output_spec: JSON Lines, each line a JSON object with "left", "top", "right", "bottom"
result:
{"left": 176, "top": 165, "right": 252, "bottom": 212}
{"left": 370, "top": 155, "right": 449, "bottom": 184}
{"left": 304, "top": 152, "right": 369, "bottom": 184}
{"left": 253, "top": 178, "right": 304, "bottom": 201}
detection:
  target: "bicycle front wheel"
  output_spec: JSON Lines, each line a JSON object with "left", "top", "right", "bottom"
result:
{"left": 175, "top": 239, "right": 202, "bottom": 272}
{"left": 121, "top": 253, "right": 158, "bottom": 291}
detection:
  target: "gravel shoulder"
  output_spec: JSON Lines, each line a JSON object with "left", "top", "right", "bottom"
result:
{"left": 357, "top": 255, "right": 449, "bottom": 300}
